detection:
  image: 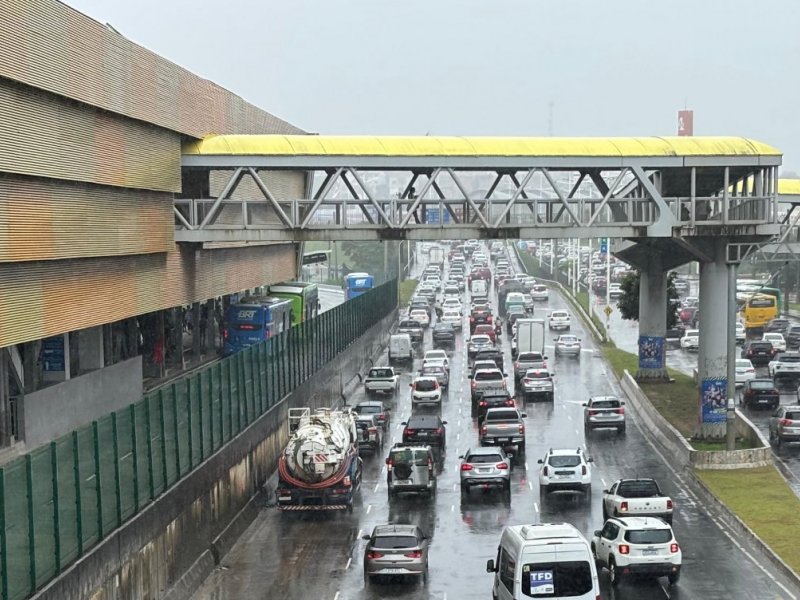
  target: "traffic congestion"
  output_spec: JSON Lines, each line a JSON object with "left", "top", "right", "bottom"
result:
{"left": 193, "top": 241, "right": 800, "bottom": 600}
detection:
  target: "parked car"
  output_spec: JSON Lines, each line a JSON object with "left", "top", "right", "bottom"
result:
{"left": 386, "top": 442, "right": 436, "bottom": 497}
{"left": 459, "top": 446, "right": 512, "bottom": 495}
{"left": 583, "top": 395, "right": 626, "bottom": 434}
{"left": 769, "top": 405, "right": 800, "bottom": 447}
{"left": 409, "top": 376, "right": 442, "bottom": 409}
{"left": 362, "top": 524, "right": 430, "bottom": 584}
{"left": 401, "top": 414, "right": 447, "bottom": 449}
{"left": 734, "top": 359, "right": 756, "bottom": 388}
{"left": 353, "top": 400, "right": 391, "bottom": 431}
{"left": 591, "top": 517, "right": 681, "bottom": 586}
{"left": 740, "top": 378, "right": 780, "bottom": 410}
{"left": 364, "top": 367, "right": 400, "bottom": 396}
{"left": 679, "top": 328, "right": 699, "bottom": 350}
{"left": 554, "top": 334, "right": 582, "bottom": 357}
{"left": 538, "top": 447, "right": 593, "bottom": 498}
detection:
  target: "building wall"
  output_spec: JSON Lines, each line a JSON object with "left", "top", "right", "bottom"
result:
{"left": 0, "top": 243, "right": 296, "bottom": 348}
{"left": 21, "top": 356, "right": 143, "bottom": 448}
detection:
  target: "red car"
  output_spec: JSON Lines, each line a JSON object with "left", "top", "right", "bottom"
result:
{"left": 468, "top": 267, "right": 492, "bottom": 283}
{"left": 473, "top": 323, "right": 497, "bottom": 343}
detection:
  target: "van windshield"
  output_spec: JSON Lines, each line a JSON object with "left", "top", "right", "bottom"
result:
{"left": 521, "top": 561, "right": 593, "bottom": 597}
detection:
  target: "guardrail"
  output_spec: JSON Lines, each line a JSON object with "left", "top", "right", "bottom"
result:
{"left": 0, "top": 281, "right": 398, "bottom": 600}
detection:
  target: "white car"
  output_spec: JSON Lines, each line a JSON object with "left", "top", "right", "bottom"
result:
{"left": 763, "top": 332, "right": 786, "bottom": 352}
{"left": 538, "top": 448, "right": 593, "bottom": 497}
{"left": 423, "top": 350, "right": 450, "bottom": 371}
{"left": 679, "top": 329, "right": 699, "bottom": 350}
{"left": 768, "top": 351, "right": 800, "bottom": 380}
{"left": 441, "top": 310, "right": 462, "bottom": 330}
{"left": 409, "top": 376, "right": 442, "bottom": 408}
{"left": 734, "top": 359, "right": 756, "bottom": 388}
{"left": 608, "top": 283, "right": 624, "bottom": 299}
{"left": 409, "top": 309, "right": 430, "bottom": 328}
{"left": 530, "top": 284, "right": 549, "bottom": 301}
{"left": 735, "top": 322, "right": 746, "bottom": 344}
{"left": 591, "top": 517, "right": 682, "bottom": 586}
{"left": 554, "top": 334, "right": 581, "bottom": 357}
{"left": 548, "top": 310, "right": 571, "bottom": 331}
{"left": 441, "top": 297, "right": 463, "bottom": 315}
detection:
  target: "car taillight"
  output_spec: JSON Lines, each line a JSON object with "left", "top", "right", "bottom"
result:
{"left": 618, "top": 544, "right": 630, "bottom": 555}
{"left": 780, "top": 418, "right": 793, "bottom": 426}
{"left": 223, "top": 328, "right": 228, "bottom": 339}
{"left": 487, "top": 315, "right": 493, "bottom": 323}
{"left": 666, "top": 499, "right": 673, "bottom": 510}
{"left": 404, "top": 550, "right": 422, "bottom": 559}
{"left": 581, "top": 465, "right": 587, "bottom": 475}
{"left": 518, "top": 424, "right": 525, "bottom": 434}
{"left": 461, "top": 463, "right": 474, "bottom": 471}
{"left": 470, "top": 316, "right": 475, "bottom": 322}
{"left": 386, "top": 458, "right": 393, "bottom": 467}
{"left": 481, "top": 425, "right": 487, "bottom": 435}
{"left": 747, "top": 350, "right": 753, "bottom": 356}
{"left": 436, "top": 427, "right": 443, "bottom": 435}
{"left": 368, "top": 427, "right": 377, "bottom": 434}
{"left": 588, "top": 410, "right": 597, "bottom": 416}
{"left": 434, "top": 381, "right": 440, "bottom": 389}
{"left": 405, "top": 428, "right": 415, "bottom": 436}
{"left": 367, "top": 551, "right": 384, "bottom": 559}
{"left": 344, "top": 476, "right": 351, "bottom": 486}
{"left": 670, "top": 543, "right": 679, "bottom": 553}
{"left": 747, "top": 368, "right": 755, "bottom": 373}
{"left": 616, "top": 407, "right": 625, "bottom": 415}
{"left": 514, "top": 361, "right": 520, "bottom": 369}
{"left": 620, "top": 501, "right": 629, "bottom": 512}
{"left": 471, "top": 381, "right": 477, "bottom": 389}
{"left": 479, "top": 401, "right": 488, "bottom": 407}
{"left": 496, "top": 462, "right": 509, "bottom": 469}
{"left": 506, "top": 400, "right": 515, "bottom": 407}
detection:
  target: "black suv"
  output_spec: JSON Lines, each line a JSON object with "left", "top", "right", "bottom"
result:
{"left": 402, "top": 415, "right": 447, "bottom": 449}
{"left": 472, "top": 349, "right": 505, "bottom": 372}
{"left": 469, "top": 308, "right": 493, "bottom": 333}
{"left": 476, "top": 390, "right": 515, "bottom": 422}
{"left": 506, "top": 307, "right": 527, "bottom": 333}
{"left": 432, "top": 323, "right": 456, "bottom": 349}
{"left": 742, "top": 340, "right": 776, "bottom": 366}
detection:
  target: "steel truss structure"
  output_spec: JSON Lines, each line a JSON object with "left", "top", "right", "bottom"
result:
{"left": 176, "top": 136, "right": 781, "bottom": 242}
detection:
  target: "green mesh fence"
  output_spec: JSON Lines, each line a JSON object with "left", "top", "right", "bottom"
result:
{"left": 0, "top": 280, "right": 396, "bottom": 599}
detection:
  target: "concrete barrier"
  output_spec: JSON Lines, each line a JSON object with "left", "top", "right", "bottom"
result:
{"left": 31, "top": 308, "right": 397, "bottom": 600}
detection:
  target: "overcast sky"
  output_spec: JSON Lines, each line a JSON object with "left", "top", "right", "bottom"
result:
{"left": 65, "top": 0, "right": 800, "bottom": 171}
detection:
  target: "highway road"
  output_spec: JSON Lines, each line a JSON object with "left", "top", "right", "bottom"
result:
{"left": 193, "top": 264, "right": 800, "bottom": 599}
{"left": 319, "top": 284, "right": 346, "bottom": 313}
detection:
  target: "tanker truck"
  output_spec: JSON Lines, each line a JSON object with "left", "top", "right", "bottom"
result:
{"left": 276, "top": 407, "right": 363, "bottom": 511}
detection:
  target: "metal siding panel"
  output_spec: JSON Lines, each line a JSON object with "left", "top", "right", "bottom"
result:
{"left": 0, "top": 80, "right": 181, "bottom": 192}
{"left": 0, "top": 244, "right": 296, "bottom": 347}
{"left": 0, "top": 1, "right": 304, "bottom": 138}
{"left": 0, "top": 176, "right": 174, "bottom": 262}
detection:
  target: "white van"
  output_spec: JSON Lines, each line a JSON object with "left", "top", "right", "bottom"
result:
{"left": 388, "top": 334, "right": 413, "bottom": 363}
{"left": 486, "top": 522, "right": 599, "bottom": 600}
{"left": 471, "top": 278, "right": 488, "bottom": 300}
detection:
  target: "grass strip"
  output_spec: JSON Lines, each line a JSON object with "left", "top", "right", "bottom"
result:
{"left": 399, "top": 279, "right": 418, "bottom": 307}
{"left": 696, "top": 467, "right": 800, "bottom": 574}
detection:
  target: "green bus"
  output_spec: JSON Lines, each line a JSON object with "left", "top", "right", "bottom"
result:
{"left": 269, "top": 282, "right": 320, "bottom": 325}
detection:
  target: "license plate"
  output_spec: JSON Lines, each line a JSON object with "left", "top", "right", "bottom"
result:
{"left": 418, "top": 432, "right": 429, "bottom": 436}
{"left": 395, "top": 480, "right": 411, "bottom": 485}
{"left": 497, "top": 437, "right": 509, "bottom": 442}
{"left": 382, "top": 568, "right": 406, "bottom": 574}
{"left": 642, "top": 549, "right": 658, "bottom": 556}
{"left": 758, "top": 399, "right": 770, "bottom": 403}
{"left": 477, "top": 468, "right": 490, "bottom": 473}
{"left": 556, "top": 474, "right": 573, "bottom": 479}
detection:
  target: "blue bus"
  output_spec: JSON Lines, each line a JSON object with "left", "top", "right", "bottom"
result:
{"left": 223, "top": 296, "right": 293, "bottom": 356}
{"left": 344, "top": 273, "right": 374, "bottom": 300}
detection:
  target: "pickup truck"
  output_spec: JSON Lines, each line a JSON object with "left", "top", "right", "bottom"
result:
{"left": 601, "top": 478, "right": 674, "bottom": 524}
{"left": 479, "top": 407, "right": 527, "bottom": 454}
{"left": 397, "top": 319, "right": 423, "bottom": 343}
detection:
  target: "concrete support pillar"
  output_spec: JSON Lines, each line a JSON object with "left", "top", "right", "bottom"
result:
{"left": 77, "top": 326, "right": 105, "bottom": 372}
{"left": 636, "top": 254, "right": 669, "bottom": 381}
{"left": 697, "top": 240, "right": 729, "bottom": 438}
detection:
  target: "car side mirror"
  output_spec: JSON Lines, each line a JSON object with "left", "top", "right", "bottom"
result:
{"left": 401, "top": 421, "right": 407, "bottom": 425}
{"left": 582, "top": 402, "right": 588, "bottom": 407}
{"left": 385, "top": 407, "right": 392, "bottom": 411}
{"left": 467, "top": 374, "right": 473, "bottom": 379}
{"left": 409, "top": 383, "right": 413, "bottom": 387}
{"left": 594, "top": 530, "right": 602, "bottom": 538}
{"left": 603, "top": 489, "right": 610, "bottom": 494}
{"left": 486, "top": 559, "right": 496, "bottom": 573}
{"left": 537, "top": 459, "right": 543, "bottom": 464}
{"left": 553, "top": 338, "right": 558, "bottom": 342}
{"left": 442, "top": 420, "right": 448, "bottom": 425}
{"left": 544, "top": 355, "right": 549, "bottom": 360}
{"left": 587, "top": 457, "right": 594, "bottom": 462}
{"left": 521, "top": 413, "right": 527, "bottom": 418}
{"left": 620, "top": 401, "right": 625, "bottom": 406}
{"left": 362, "top": 534, "right": 371, "bottom": 541}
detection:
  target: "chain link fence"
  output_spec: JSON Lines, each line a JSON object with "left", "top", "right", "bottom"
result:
{"left": 0, "top": 279, "right": 397, "bottom": 600}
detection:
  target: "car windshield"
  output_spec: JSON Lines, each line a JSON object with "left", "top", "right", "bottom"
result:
{"left": 399, "top": 321, "right": 419, "bottom": 328}
{"left": 560, "top": 336, "right": 578, "bottom": 343}
{"left": 591, "top": 399, "right": 620, "bottom": 409}
{"left": 472, "top": 336, "right": 491, "bottom": 345}
{"left": 467, "top": 453, "right": 504, "bottom": 464}
{"left": 785, "top": 411, "right": 800, "bottom": 420}
{"left": 423, "top": 367, "right": 444, "bottom": 376}
{"left": 525, "top": 371, "right": 550, "bottom": 379}
{"left": 486, "top": 410, "right": 518, "bottom": 421}
{"left": 414, "top": 379, "right": 438, "bottom": 391}
{"left": 624, "top": 529, "right": 673, "bottom": 544}
{"left": 475, "top": 371, "right": 502, "bottom": 381}
{"left": 356, "top": 405, "right": 382, "bottom": 415}
{"left": 369, "top": 368, "right": 393, "bottom": 378}
{"left": 521, "top": 561, "right": 593, "bottom": 597}
{"left": 518, "top": 353, "right": 543, "bottom": 362}
{"left": 548, "top": 455, "right": 581, "bottom": 468}
{"left": 750, "top": 381, "right": 775, "bottom": 390}
{"left": 391, "top": 449, "right": 430, "bottom": 466}
{"left": 372, "top": 535, "right": 418, "bottom": 550}
{"left": 735, "top": 360, "right": 752, "bottom": 368}
{"left": 616, "top": 480, "right": 660, "bottom": 497}
{"left": 552, "top": 312, "right": 568, "bottom": 318}
{"left": 778, "top": 355, "right": 800, "bottom": 362}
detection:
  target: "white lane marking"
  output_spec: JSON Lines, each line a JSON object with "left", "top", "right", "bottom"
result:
{"left": 373, "top": 482, "right": 380, "bottom": 493}
{"left": 456, "top": 433, "right": 460, "bottom": 440}
{"left": 366, "top": 504, "right": 372, "bottom": 514}
{"left": 524, "top": 461, "right": 529, "bottom": 471}
{"left": 453, "top": 483, "right": 458, "bottom": 491}
{"left": 575, "top": 429, "right": 580, "bottom": 435}
{"left": 345, "top": 557, "right": 352, "bottom": 570}
{"left": 451, "top": 504, "right": 455, "bottom": 512}
{"left": 528, "top": 481, "right": 533, "bottom": 490}
{"left": 601, "top": 477, "right": 607, "bottom": 487}
{"left": 357, "top": 528, "right": 363, "bottom": 539}
{"left": 660, "top": 584, "right": 671, "bottom": 599}
{"left": 334, "top": 592, "right": 340, "bottom": 600}
{"left": 534, "top": 502, "right": 539, "bottom": 513}
{"left": 380, "top": 466, "right": 386, "bottom": 475}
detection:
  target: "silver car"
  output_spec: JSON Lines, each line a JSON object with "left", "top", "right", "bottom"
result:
{"left": 421, "top": 364, "right": 449, "bottom": 389}
{"left": 362, "top": 524, "right": 429, "bottom": 584}
{"left": 583, "top": 395, "right": 626, "bottom": 434}
{"left": 386, "top": 443, "right": 436, "bottom": 497}
{"left": 459, "top": 446, "right": 512, "bottom": 495}
{"left": 554, "top": 334, "right": 581, "bottom": 357}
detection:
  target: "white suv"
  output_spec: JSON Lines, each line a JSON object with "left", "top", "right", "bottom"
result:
{"left": 679, "top": 329, "right": 699, "bottom": 350}
{"left": 591, "top": 517, "right": 682, "bottom": 587}
{"left": 548, "top": 310, "right": 571, "bottom": 331}
{"left": 537, "top": 448, "right": 593, "bottom": 498}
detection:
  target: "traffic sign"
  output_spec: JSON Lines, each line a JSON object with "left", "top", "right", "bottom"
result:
{"left": 600, "top": 237, "right": 608, "bottom": 253}
{"left": 604, "top": 305, "right": 613, "bottom": 317}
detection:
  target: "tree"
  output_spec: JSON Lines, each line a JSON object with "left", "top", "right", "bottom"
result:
{"left": 339, "top": 241, "right": 399, "bottom": 281}
{"left": 617, "top": 271, "right": 680, "bottom": 330}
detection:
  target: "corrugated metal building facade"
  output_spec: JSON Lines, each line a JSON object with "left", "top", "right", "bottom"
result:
{"left": 0, "top": 0, "right": 306, "bottom": 349}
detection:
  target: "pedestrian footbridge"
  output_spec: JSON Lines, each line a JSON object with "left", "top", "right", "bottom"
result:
{"left": 176, "top": 135, "right": 781, "bottom": 242}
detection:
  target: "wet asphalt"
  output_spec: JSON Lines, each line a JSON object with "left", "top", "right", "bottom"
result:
{"left": 192, "top": 254, "right": 800, "bottom": 600}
